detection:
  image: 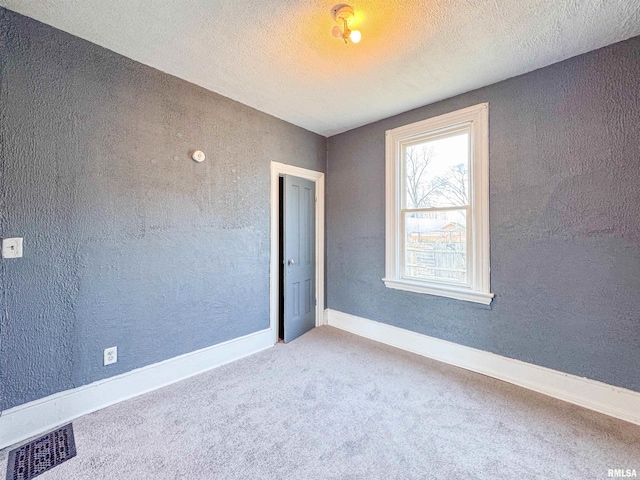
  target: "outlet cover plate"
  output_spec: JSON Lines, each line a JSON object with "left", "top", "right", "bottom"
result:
{"left": 104, "top": 346, "right": 117, "bottom": 366}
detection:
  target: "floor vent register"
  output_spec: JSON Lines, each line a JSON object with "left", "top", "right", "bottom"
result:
{"left": 6, "top": 424, "right": 76, "bottom": 480}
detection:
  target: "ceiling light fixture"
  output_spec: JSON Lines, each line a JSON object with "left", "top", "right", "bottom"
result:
{"left": 331, "top": 4, "right": 361, "bottom": 44}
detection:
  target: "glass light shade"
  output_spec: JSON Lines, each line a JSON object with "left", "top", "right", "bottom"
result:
{"left": 349, "top": 30, "right": 361, "bottom": 43}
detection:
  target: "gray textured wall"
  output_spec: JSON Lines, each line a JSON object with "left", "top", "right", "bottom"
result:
{"left": 0, "top": 8, "right": 325, "bottom": 410}
{"left": 327, "top": 37, "right": 640, "bottom": 392}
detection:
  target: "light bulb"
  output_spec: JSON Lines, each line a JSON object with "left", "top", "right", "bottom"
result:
{"left": 349, "top": 30, "right": 361, "bottom": 43}
{"left": 332, "top": 25, "right": 343, "bottom": 38}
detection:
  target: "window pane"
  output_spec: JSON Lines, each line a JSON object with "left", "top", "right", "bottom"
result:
{"left": 404, "top": 210, "right": 467, "bottom": 284}
{"left": 403, "top": 130, "right": 470, "bottom": 208}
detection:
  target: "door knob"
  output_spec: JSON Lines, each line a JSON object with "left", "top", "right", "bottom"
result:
{"left": 287, "top": 258, "right": 296, "bottom": 265}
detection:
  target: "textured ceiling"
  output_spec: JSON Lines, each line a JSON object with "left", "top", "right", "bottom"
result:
{"left": 2, "top": 0, "right": 639, "bottom": 136}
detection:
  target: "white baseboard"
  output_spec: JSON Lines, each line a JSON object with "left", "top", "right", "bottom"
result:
{"left": 327, "top": 309, "right": 640, "bottom": 426}
{"left": 0, "top": 328, "right": 274, "bottom": 450}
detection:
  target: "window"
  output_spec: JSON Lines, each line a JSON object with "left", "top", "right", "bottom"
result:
{"left": 383, "top": 103, "right": 493, "bottom": 305}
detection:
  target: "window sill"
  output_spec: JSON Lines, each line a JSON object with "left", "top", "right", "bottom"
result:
{"left": 382, "top": 278, "right": 494, "bottom": 305}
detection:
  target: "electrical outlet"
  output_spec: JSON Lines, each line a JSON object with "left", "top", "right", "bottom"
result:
{"left": 104, "top": 346, "right": 117, "bottom": 366}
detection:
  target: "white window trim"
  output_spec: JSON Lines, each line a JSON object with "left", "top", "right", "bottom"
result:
{"left": 383, "top": 103, "right": 493, "bottom": 305}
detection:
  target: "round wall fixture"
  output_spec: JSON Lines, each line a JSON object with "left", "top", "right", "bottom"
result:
{"left": 192, "top": 150, "right": 206, "bottom": 163}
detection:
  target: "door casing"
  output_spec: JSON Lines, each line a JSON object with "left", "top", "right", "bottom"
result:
{"left": 270, "top": 162, "right": 325, "bottom": 345}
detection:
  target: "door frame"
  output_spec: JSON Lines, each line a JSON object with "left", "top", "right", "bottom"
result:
{"left": 270, "top": 162, "right": 325, "bottom": 344}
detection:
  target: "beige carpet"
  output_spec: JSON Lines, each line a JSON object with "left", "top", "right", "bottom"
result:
{"left": 2, "top": 326, "right": 639, "bottom": 479}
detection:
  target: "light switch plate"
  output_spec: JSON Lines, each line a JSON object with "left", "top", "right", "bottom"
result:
{"left": 2, "top": 238, "right": 23, "bottom": 259}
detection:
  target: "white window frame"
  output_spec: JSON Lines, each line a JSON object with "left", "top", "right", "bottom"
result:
{"left": 383, "top": 103, "right": 493, "bottom": 305}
